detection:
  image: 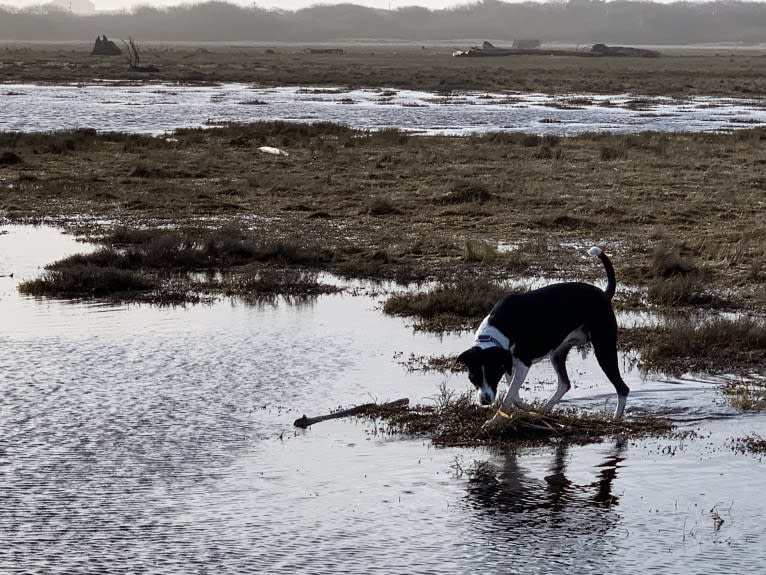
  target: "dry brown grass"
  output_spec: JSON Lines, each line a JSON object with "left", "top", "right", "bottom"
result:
{"left": 3, "top": 122, "right": 765, "bottom": 308}
{"left": 360, "top": 389, "right": 673, "bottom": 448}
{"left": 4, "top": 43, "right": 766, "bottom": 97}
{"left": 383, "top": 279, "right": 511, "bottom": 331}
{"left": 639, "top": 316, "right": 766, "bottom": 374}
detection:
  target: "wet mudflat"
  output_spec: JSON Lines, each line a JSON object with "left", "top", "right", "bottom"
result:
{"left": 1, "top": 226, "right": 764, "bottom": 574}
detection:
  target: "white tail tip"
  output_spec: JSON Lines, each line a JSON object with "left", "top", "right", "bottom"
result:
{"left": 588, "top": 246, "right": 603, "bottom": 257}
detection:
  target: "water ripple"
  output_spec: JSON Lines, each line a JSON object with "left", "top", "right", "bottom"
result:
{"left": 2, "top": 83, "right": 766, "bottom": 135}
{"left": 1, "top": 225, "right": 765, "bottom": 574}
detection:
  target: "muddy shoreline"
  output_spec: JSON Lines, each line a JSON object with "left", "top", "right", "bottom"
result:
{"left": 4, "top": 42, "right": 766, "bottom": 96}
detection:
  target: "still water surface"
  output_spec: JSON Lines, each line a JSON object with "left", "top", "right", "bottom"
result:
{"left": 2, "top": 83, "right": 766, "bottom": 135}
{"left": 1, "top": 225, "right": 764, "bottom": 573}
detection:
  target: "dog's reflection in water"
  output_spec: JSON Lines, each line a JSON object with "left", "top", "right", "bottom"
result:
{"left": 465, "top": 439, "right": 627, "bottom": 526}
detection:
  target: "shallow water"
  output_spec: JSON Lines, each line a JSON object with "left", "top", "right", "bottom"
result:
{"left": 1, "top": 225, "right": 764, "bottom": 574}
{"left": 2, "top": 83, "right": 766, "bottom": 135}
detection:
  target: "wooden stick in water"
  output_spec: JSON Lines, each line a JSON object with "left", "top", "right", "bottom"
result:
{"left": 293, "top": 398, "right": 409, "bottom": 428}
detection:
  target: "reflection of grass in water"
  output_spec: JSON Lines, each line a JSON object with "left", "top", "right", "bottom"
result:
{"left": 722, "top": 380, "right": 766, "bottom": 412}
{"left": 361, "top": 387, "right": 673, "bottom": 448}
{"left": 227, "top": 269, "right": 339, "bottom": 303}
{"left": 732, "top": 433, "right": 766, "bottom": 455}
{"left": 397, "top": 352, "right": 463, "bottom": 373}
{"left": 740, "top": 435, "right": 766, "bottom": 454}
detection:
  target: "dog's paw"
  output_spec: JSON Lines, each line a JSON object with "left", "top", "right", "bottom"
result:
{"left": 479, "top": 413, "right": 506, "bottom": 436}
{"left": 511, "top": 398, "right": 534, "bottom": 412}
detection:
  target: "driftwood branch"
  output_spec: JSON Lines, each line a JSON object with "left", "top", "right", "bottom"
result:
{"left": 121, "top": 36, "right": 159, "bottom": 73}
{"left": 293, "top": 398, "right": 409, "bottom": 428}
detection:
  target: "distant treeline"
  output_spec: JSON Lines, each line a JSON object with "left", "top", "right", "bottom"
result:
{"left": 2, "top": 0, "right": 766, "bottom": 44}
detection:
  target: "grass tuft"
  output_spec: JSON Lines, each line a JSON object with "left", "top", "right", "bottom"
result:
{"left": 19, "top": 264, "right": 155, "bottom": 297}
{"left": 722, "top": 380, "right": 766, "bottom": 411}
{"left": 383, "top": 278, "right": 511, "bottom": 331}
{"left": 647, "top": 274, "right": 720, "bottom": 306}
{"left": 359, "top": 389, "right": 673, "bottom": 448}
{"left": 435, "top": 180, "right": 493, "bottom": 205}
{"left": 463, "top": 239, "right": 499, "bottom": 262}
{"left": 599, "top": 145, "right": 628, "bottom": 161}
{"left": 641, "top": 316, "right": 766, "bottom": 374}
{"left": 650, "top": 241, "right": 695, "bottom": 277}
{"left": 364, "top": 196, "right": 402, "bottom": 216}
{"left": 0, "top": 150, "right": 23, "bottom": 165}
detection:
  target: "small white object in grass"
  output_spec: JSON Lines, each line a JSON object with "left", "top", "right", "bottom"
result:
{"left": 588, "top": 246, "right": 603, "bottom": 257}
{"left": 258, "top": 146, "right": 289, "bottom": 156}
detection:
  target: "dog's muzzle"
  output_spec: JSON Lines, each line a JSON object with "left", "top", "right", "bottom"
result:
{"left": 478, "top": 383, "right": 495, "bottom": 406}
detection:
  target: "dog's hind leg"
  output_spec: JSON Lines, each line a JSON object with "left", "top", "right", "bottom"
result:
{"left": 591, "top": 336, "right": 630, "bottom": 418}
{"left": 542, "top": 347, "right": 572, "bottom": 413}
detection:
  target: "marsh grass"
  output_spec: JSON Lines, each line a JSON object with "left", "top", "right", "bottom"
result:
{"left": 3, "top": 121, "right": 766, "bottom": 374}
{"left": 463, "top": 239, "right": 499, "bottom": 262}
{"left": 18, "top": 264, "right": 155, "bottom": 297}
{"left": 434, "top": 180, "right": 493, "bottom": 205}
{"left": 650, "top": 241, "right": 695, "bottom": 277}
{"left": 722, "top": 381, "right": 766, "bottom": 411}
{"left": 647, "top": 274, "right": 721, "bottom": 306}
{"left": 398, "top": 353, "right": 463, "bottom": 373}
{"left": 641, "top": 316, "right": 766, "bottom": 373}
{"left": 599, "top": 144, "right": 628, "bottom": 161}
{"left": 8, "top": 45, "right": 766, "bottom": 97}
{"left": 19, "top": 228, "right": 337, "bottom": 299}
{"left": 360, "top": 389, "right": 673, "bottom": 447}
{"left": 645, "top": 241, "right": 722, "bottom": 306}
{"left": 383, "top": 278, "right": 510, "bottom": 331}
{"left": 103, "top": 228, "right": 333, "bottom": 269}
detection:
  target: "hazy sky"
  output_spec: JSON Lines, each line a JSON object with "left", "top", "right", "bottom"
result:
{"left": 4, "top": 0, "right": 470, "bottom": 10}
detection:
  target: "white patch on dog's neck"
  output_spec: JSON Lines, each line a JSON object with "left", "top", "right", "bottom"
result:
{"left": 474, "top": 315, "right": 511, "bottom": 350}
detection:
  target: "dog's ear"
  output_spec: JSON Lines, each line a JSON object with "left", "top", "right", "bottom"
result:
{"left": 457, "top": 347, "right": 480, "bottom": 366}
{"left": 485, "top": 346, "right": 510, "bottom": 368}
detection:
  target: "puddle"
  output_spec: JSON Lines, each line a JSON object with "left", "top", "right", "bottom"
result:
{"left": 2, "top": 83, "right": 766, "bottom": 135}
{"left": 0, "top": 225, "right": 764, "bottom": 573}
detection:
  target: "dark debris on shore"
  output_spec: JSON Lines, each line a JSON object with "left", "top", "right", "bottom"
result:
{"left": 355, "top": 394, "right": 673, "bottom": 448}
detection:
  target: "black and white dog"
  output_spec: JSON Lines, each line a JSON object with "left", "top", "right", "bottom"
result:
{"left": 458, "top": 247, "right": 629, "bottom": 427}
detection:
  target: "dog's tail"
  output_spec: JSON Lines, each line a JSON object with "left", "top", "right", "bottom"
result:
{"left": 588, "top": 246, "right": 616, "bottom": 300}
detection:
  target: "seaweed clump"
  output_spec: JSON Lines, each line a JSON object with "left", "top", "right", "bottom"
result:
{"left": 359, "top": 391, "right": 673, "bottom": 448}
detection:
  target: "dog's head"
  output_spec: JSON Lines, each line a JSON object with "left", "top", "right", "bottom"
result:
{"left": 457, "top": 346, "right": 508, "bottom": 405}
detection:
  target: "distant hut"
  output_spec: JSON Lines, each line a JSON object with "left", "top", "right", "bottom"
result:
{"left": 91, "top": 35, "right": 122, "bottom": 56}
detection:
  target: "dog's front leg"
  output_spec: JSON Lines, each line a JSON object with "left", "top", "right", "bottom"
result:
{"left": 482, "top": 361, "right": 530, "bottom": 431}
